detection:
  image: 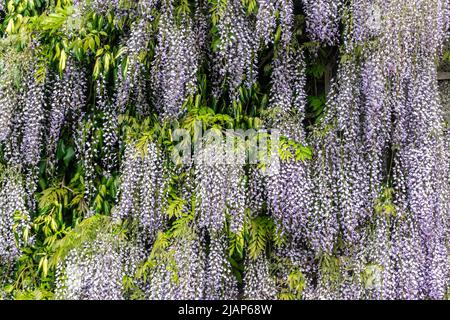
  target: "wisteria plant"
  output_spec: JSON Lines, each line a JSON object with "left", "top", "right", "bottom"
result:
{"left": 0, "top": 0, "right": 449, "bottom": 301}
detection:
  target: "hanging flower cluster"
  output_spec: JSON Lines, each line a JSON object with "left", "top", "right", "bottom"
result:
{"left": 244, "top": 254, "right": 277, "bottom": 300}
{"left": 0, "top": 167, "right": 30, "bottom": 266}
{"left": 203, "top": 231, "right": 239, "bottom": 299}
{"left": 116, "top": 22, "right": 151, "bottom": 115}
{"left": 303, "top": 0, "right": 450, "bottom": 299}
{"left": 20, "top": 65, "right": 46, "bottom": 169}
{"left": 0, "top": 49, "right": 48, "bottom": 210}
{"left": 0, "top": 45, "right": 87, "bottom": 187}
{"left": 55, "top": 234, "right": 125, "bottom": 300}
{"left": 73, "top": 0, "right": 128, "bottom": 20}
{"left": 47, "top": 60, "right": 87, "bottom": 162}
{"left": 144, "top": 230, "right": 206, "bottom": 299}
{"left": 0, "top": 0, "right": 449, "bottom": 301}
{"left": 151, "top": 0, "right": 200, "bottom": 119}
{"left": 213, "top": 0, "right": 258, "bottom": 100}
{"left": 263, "top": 1, "right": 313, "bottom": 245}
{"left": 256, "top": 0, "right": 279, "bottom": 47}
{"left": 113, "top": 141, "right": 167, "bottom": 242}
{"left": 303, "top": 0, "right": 343, "bottom": 45}
{"left": 115, "top": 1, "right": 158, "bottom": 115}
{"left": 142, "top": 228, "right": 239, "bottom": 300}
{"left": 96, "top": 78, "right": 120, "bottom": 173}
{"left": 74, "top": 77, "right": 115, "bottom": 208}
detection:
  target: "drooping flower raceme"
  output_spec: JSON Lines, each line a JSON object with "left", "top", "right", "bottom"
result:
{"left": 303, "top": 0, "right": 343, "bottom": 45}
{"left": 144, "top": 230, "right": 207, "bottom": 300}
{"left": 213, "top": 0, "right": 258, "bottom": 100}
{"left": 114, "top": 141, "right": 167, "bottom": 242}
{"left": 348, "top": 0, "right": 382, "bottom": 46}
{"left": 244, "top": 254, "right": 277, "bottom": 300}
{"left": 0, "top": 63, "right": 18, "bottom": 144}
{"left": 47, "top": 60, "right": 87, "bottom": 161}
{"left": 55, "top": 234, "right": 125, "bottom": 300}
{"left": 264, "top": 2, "right": 312, "bottom": 243}
{"left": 203, "top": 231, "right": 239, "bottom": 300}
{"left": 256, "top": 0, "right": 278, "bottom": 47}
{"left": 308, "top": 0, "right": 450, "bottom": 299}
{"left": 0, "top": 0, "right": 449, "bottom": 301}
